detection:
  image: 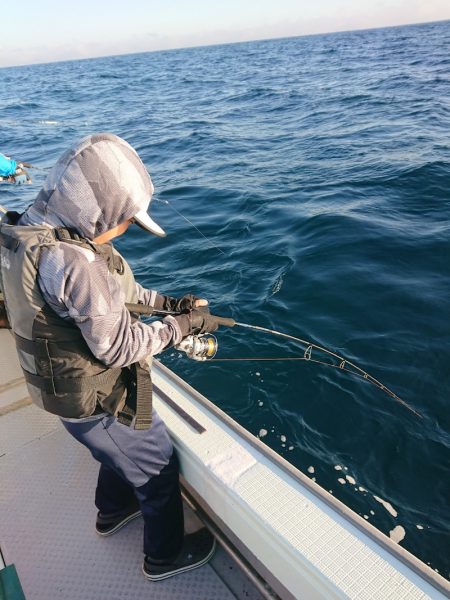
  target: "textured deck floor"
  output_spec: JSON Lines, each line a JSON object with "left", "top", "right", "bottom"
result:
{"left": 0, "top": 404, "right": 237, "bottom": 600}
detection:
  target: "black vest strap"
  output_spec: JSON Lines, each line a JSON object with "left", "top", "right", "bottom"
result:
{"left": 53, "top": 227, "right": 98, "bottom": 253}
{"left": 117, "top": 363, "right": 153, "bottom": 430}
{"left": 53, "top": 228, "right": 125, "bottom": 275}
{"left": 14, "top": 333, "right": 82, "bottom": 356}
{"left": 22, "top": 366, "right": 122, "bottom": 395}
{"left": 134, "top": 363, "right": 153, "bottom": 430}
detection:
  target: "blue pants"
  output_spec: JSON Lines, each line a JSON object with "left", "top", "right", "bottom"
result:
{"left": 61, "top": 410, "right": 184, "bottom": 560}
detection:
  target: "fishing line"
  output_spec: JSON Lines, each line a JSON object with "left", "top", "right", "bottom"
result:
{"left": 18, "top": 162, "right": 50, "bottom": 173}
{"left": 212, "top": 321, "right": 421, "bottom": 418}
{"left": 154, "top": 197, "right": 226, "bottom": 255}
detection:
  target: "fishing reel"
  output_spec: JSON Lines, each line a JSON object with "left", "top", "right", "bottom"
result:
{"left": 176, "top": 334, "right": 218, "bottom": 361}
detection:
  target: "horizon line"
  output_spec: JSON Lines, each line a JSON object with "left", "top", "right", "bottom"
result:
{"left": 1, "top": 16, "right": 449, "bottom": 70}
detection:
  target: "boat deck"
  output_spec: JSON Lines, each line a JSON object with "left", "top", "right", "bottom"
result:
{"left": 0, "top": 402, "right": 262, "bottom": 600}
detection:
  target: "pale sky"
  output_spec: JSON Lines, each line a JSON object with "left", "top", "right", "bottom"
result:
{"left": 1, "top": 0, "right": 449, "bottom": 68}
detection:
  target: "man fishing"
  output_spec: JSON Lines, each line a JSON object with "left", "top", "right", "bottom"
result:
{"left": 0, "top": 133, "right": 220, "bottom": 580}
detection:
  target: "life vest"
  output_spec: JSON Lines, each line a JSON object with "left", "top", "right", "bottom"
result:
{"left": 0, "top": 215, "right": 152, "bottom": 429}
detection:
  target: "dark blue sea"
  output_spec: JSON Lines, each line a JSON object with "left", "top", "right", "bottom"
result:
{"left": 1, "top": 20, "right": 449, "bottom": 578}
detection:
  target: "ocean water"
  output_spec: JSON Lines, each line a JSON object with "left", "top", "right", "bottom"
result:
{"left": 1, "top": 20, "right": 449, "bottom": 578}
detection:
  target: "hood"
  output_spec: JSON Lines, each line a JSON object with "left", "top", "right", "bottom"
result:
{"left": 21, "top": 133, "right": 159, "bottom": 240}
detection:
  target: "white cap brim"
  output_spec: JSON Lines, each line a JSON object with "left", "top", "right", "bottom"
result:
{"left": 134, "top": 210, "right": 166, "bottom": 237}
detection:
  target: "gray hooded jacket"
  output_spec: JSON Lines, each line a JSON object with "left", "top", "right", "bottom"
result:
{"left": 0, "top": 134, "right": 184, "bottom": 422}
{"left": 19, "top": 133, "right": 183, "bottom": 368}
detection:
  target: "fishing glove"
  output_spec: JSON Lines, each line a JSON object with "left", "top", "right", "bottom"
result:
{"left": 155, "top": 293, "right": 201, "bottom": 313}
{"left": 189, "top": 307, "right": 220, "bottom": 334}
{"left": 172, "top": 307, "right": 219, "bottom": 338}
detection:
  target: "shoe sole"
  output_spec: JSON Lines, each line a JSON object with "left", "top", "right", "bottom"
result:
{"left": 142, "top": 538, "right": 216, "bottom": 581}
{"left": 96, "top": 510, "right": 142, "bottom": 537}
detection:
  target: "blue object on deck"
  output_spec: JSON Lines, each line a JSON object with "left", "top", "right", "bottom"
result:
{"left": 0, "top": 154, "right": 17, "bottom": 177}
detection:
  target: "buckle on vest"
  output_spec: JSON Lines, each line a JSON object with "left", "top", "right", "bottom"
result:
{"left": 134, "top": 417, "right": 152, "bottom": 431}
{"left": 117, "top": 409, "right": 134, "bottom": 427}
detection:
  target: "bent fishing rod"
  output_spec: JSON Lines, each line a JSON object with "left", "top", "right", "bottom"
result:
{"left": 125, "top": 303, "right": 420, "bottom": 418}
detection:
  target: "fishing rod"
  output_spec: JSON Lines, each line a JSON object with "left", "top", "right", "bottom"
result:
{"left": 125, "top": 303, "right": 420, "bottom": 418}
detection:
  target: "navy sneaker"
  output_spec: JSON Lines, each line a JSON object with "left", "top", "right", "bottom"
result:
{"left": 142, "top": 528, "right": 216, "bottom": 581}
{"left": 95, "top": 500, "right": 141, "bottom": 536}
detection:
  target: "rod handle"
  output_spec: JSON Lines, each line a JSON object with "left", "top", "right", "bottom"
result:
{"left": 212, "top": 315, "right": 236, "bottom": 328}
{"left": 125, "top": 303, "right": 154, "bottom": 315}
{"left": 125, "top": 303, "right": 236, "bottom": 327}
